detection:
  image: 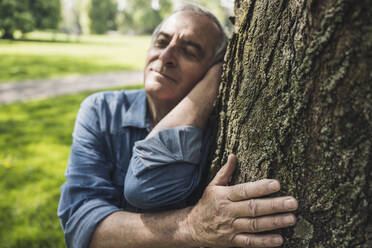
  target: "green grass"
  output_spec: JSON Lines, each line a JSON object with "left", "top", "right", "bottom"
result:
{"left": 0, "top": 31, "right": 151, "bottom": 83}
{"left": 0, "top": 85, "right": 142, "bottom": 248}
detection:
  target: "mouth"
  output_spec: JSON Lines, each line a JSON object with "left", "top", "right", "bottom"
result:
{"left": 151, "top": 69, "right": 176, "bottom": 83}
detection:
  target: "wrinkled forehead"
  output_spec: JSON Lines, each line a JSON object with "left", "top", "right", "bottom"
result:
{"left": 161, "top": 12, "right": 210, "bottom": 34}
{"left": 156, "top": 12, "right": 220, "bottom": 53}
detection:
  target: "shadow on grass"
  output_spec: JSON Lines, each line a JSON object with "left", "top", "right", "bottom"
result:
{"left": 0, "top": 185, "right": 65, "bottom": 248}
{"left": 0, "top": 86, "right": 143, "bottom": 187}
{"left": 0, "top": 85, "right": 143, "bottom": 152}
{"left": 0, "top": 85, "right": 143, "bottom": 248}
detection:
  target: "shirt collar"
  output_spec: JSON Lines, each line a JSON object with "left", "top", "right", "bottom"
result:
{"left": 121, "top": 89, "right": 152, "bottom": 131}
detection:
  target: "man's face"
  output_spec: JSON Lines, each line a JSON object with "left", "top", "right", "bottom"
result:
{"left": 144, "top": 11, "right": 221, "bottom": 106}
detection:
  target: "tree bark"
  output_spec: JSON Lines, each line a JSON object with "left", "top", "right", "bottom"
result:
{"left": 209, "top": 0, "right": 372, "bottom": 247}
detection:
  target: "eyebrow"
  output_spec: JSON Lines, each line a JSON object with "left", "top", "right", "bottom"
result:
{"left": 156, "top": 32, "right": 205, "bottom": 57}
{"left": 156, "top": 32, "right": 171, "bottom": 40}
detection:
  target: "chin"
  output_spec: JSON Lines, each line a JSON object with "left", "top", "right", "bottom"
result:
{"left": 145, "top": 83, "right": 172, "bottom": 100}
{"left": 145, "top": 80, "right": 162, "bottom": 93}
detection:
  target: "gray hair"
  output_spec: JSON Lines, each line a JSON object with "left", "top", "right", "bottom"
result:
{"left": 152, "top": 2, "right": 228, "bottom": 63}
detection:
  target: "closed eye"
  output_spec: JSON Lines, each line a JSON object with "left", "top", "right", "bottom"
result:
{"left": 182, "top": 40, "right": 203, "bottom": 61}
{"left": 154, "top": 38, "right": 169, "bottom": 48}
{"left": 181, "top": 46, "right": 198, "bottom": 59}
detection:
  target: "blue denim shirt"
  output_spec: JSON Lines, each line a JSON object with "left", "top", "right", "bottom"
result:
{"left": 57, "top": 89, "right": 210, "bottom": 248}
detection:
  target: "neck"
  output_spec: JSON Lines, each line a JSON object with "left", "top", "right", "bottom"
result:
{"left": 146, "top": 95, "right": 177, "bottom": 127}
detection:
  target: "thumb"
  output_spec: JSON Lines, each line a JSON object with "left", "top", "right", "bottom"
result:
{"left": 209, "top": 154, "right": 237, "bottom": 186}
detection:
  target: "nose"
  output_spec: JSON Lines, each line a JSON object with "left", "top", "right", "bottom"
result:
{"left": 158, "top": 43, "right": 176, "bottom": 67}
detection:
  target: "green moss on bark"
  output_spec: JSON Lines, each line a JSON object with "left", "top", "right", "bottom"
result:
{"left": 209, "top": 0, "right": 372, "bottom": 247}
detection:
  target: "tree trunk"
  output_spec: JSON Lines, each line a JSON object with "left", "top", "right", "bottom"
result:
{"left": 209, "top": 0, "right": 372, "bottom": 247}
{"left": 1, "top": 29, "right": 14, "bottom": 39}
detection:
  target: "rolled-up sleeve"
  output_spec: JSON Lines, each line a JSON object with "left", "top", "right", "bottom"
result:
{"left": 58, "top": 95, "right": 121, "bottom": 248}
{"left": 124, "top": 126, "right": 204, "bottom": 209}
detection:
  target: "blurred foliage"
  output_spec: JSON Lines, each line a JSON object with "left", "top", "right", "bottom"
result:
{"left": 0, "top": 85, "right": 142, "bottom": 248}
{"left": 60, "top": 0, "right": 90, "bottom": 35}
{"left": 180, "top": 0, "right": 233, "bottom": 31}
{"left": 89, "top": 0, "right": 117, "bottom": 34}
{"left": 0, "top": 31, "right": 151, "bottom": 83}
{"left": 116, "top": 0, "right": 230, "bottom": 35}
{"left": 116, "top": 0, "right": 232, "bottom": 35}
{"left": 0, "top": 0, "right": 61, "bottom": 39}
{"left": 158, "top": 0, "right": 173, "bottom": 17}
{"left": 117, "top": 0, "right": 171, "bottom": 34}
{"left": 31, "top": 0, "right": 61, "bottom": 29}
{"left": 0, "top": 0, "right": 232, "bottom": 37}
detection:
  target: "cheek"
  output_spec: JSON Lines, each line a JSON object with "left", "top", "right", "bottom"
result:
{"left": 182, "top": 64, "right": 208, "bottom": 84}
{"left": 145, "top": 48, "right": 158, "bottom": 66}
{"left": 144, "top": 53, "right": 156, "bottom": 79}
{"left": 176, "top": 69, "right": 203, "bottom": 96}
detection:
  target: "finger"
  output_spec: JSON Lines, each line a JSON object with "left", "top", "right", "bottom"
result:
{"left": 232, "top": 196, "right": 298, "bottom": 217}
{"left": 232, "top": 213, "right": 296, "bottom": 233}
{"left": 232, "top": 233, "right": 283, "bottom": 247}
{"left": 209, "top": 154, "right": 237, "bottom": 186}
{"left": 227, "top": 179, "right": 281, "bottom": 202}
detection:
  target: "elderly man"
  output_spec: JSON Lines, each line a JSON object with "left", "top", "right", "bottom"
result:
{"left": 58, "top": 3, "right": 298, "bottom": 248}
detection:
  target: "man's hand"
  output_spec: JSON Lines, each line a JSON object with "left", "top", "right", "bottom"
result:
{"left": 187, "top": 154, "right": 298, "bottom": 247}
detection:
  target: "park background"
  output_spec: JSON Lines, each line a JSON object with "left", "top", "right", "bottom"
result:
{"left": 0, "top": 0, "right": 233, "bottom": 247}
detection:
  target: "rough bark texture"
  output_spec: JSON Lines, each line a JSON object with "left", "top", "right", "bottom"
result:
{"left": 209, "top": 0, "right": 372, "bottom": 247}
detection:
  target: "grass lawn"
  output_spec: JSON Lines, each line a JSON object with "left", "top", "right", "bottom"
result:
{"left": 0, "top": 85, "right": 142, "bottom": 248}
{"left": 0, "top": 31, "right": 151, "bottom": 83}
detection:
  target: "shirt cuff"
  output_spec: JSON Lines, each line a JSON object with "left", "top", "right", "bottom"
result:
{"left": 64, "top": 199, "right": 120, "bottom": 248}
{"left": 131, "top": 126, "right": 203, "bottom": 177}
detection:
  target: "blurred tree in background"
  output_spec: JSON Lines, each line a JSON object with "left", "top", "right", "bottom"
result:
{"left": 0, "top": 0, "right": 34, "bottom": 39}
{"left": 89, "top": 0, "right": 117, "bottom": 34}
{"left": 117, "top": 0, "right": 170, "bottom": 34}
{"left": 158, "top": 0, "right": 173, "bottom": 17}
{"left": 31, "top": 0, "right": 61, "bottom": 30}
{"left": 180, "top": 0, "right": 233, "bottom": 30}
{"left": 0, "top": 0, "right": 233, "bottom": 38}
{"left": 116, "top": 0, "right": 231, "bottom": 35}
{"left": 60, "top": 0, "right": 90, "bottom": 35}
{"left": 0, "top": 0, "right": 61, "bottom": 39}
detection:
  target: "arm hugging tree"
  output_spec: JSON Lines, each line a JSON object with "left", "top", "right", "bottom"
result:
{"left": 210, "top": 0, "right": 372, "bottom": 247}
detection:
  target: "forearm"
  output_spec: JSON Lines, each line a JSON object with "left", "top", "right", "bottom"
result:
{"left": 89, "top": 208, "right": 197, "bottom": 248}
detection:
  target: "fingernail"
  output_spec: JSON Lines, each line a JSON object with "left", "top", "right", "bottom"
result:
{"left": 285, "top": 215, "right": 295, "bottom": 225}
{"left": 284, "top": 199, "right": 298, "bottom": 210}
{"left": 269, "top": 181, "right": 280, "bottom": 191}
{"left": 273, "top": 237, "right": 283, "bottom": 245}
